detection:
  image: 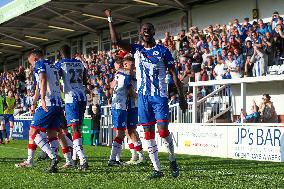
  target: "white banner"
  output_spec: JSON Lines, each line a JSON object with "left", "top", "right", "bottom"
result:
{"left": 127, "top": 124, "right": 284, "bottom": 162}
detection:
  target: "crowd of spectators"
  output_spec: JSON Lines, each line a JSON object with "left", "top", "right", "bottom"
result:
{"left": 1, "top": 11, "right": 284, "bottom": 114}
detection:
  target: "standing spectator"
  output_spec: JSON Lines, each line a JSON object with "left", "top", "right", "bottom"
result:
{"left": 243, "top": 40, "right": 254, "bottom": 58}
{"left": 89, "top": 104, "right": 101, "bottom": 146}
{"left": 271, "top": 11, "right": 281, "bottom": 30}
{"left": 259, "top": 94, "right": 278, "bottom": 123}
{"left": 234, "top": 48, "right": 245, "bottom": 76}
{"left": 226, "top": 52, "right": 241, "bottom": 79}
{"left": 178, "top": 29, "right": 189, "bottom": 50}
{"left": 272, "top": 24, "right": 284, "bottom": 65}
{"left": 250, "top": 46, "right": 268, "bottom": 76}
{"left": 164, "top": 32, "right": 174, "bottom": 48}
{"left": 262, "top": 32, "right": 274, "bottom": 66}
{"left": 213, "top": 56, "right": 226, "bottom": 80}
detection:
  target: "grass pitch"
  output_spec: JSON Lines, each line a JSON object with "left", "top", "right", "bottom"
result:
{"left": 0, "top": 141, "right": 283, "bottom": 189}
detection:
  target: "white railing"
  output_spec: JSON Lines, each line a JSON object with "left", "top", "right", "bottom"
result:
{"left": 196, "top": 85, "right": 232, "bottom": 123}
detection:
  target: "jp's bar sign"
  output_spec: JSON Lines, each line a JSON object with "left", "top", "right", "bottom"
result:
{"left": 228, "top": 126, "right": 284, "bottom": 162}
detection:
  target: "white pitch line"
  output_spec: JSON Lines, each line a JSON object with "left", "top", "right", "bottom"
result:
{"left": 0, "top": 146, "right": 27, "bottom": 151}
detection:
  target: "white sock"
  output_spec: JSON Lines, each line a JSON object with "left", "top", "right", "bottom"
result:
{"left": 64, "top": 135, "right": 73, "bottom": 148}
{"left": 129, "top": 143, "right": 137, "bottom": 161}
{"left": 110, "top": 141, "right": 122, "bottom": 161}
{"left": 72, "top": 147, "right": 77, "bottom": 161}
{"left": 116, "top": 153, "right": 121, "bottom": 162}
{"left": 9, "top": 128, "right": 13, "bottom": 139}
{"left": 49, "top": 138, "right": 59, "bottom": 156}
{"left": 145, "top": 139, "right": 161, "bottom": 171}
{"left": 27, "top": 144, "right": 36, "bottom": 164}
{"left": 134, "top": 141, "right": 144, "bottom": 160}
{"left": 34, "top": 132, "right": 56, "bottom": 159}
{"left": 62, "top": 148, "right": 73, "bottom": 164}
{"left": 162, "top": 133, "right": 176, "bottom": 162}
{"left": 73, "top": 137, "right": 86, "bottom": 165}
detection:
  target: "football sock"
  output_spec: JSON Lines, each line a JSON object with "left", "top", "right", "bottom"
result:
{"left": 33, "top": 131, "right": 56, "bottom": 159}
{"left": 62, "top": 147, "right": 72, "bottom": 164}
{"left": 73, "top": 132, "right": 86, "bottom": 165}
{"left": 160, "top": 130, "right": 176, "bottom": 162}
{"left": 134, "top": 141, "right": 144, "bottom": 159}
{"left": 27, "top": 144, "right": 37, "bottom": 164}
{"left": 145, "top": 131, "right": 161, "bottom": 171}
{"left": 49, "top": 137, "right": 59, "bottom": 156}
{"left": 110, "top": 137, "right": 122, "bottom": 161}
{"left": 129, "top": 143, "right": 137, "bottom": 160}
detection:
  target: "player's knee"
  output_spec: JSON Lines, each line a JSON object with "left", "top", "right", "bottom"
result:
{"left": 158, "top": 129, "right": 170, "bottom": 138}
{"left": 144, "top": 131, "right": 155, "bottom": 140}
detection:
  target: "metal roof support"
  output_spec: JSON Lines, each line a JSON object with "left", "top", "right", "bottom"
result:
{"left": 49, "top": 3, "right": 140, "bottom": 23}
{"left": 20, "top": 16, "right": 82, "bottom": 32}
{"left": 173, "top": 0, "right": 187, "bottom": 9}
{"left": 0, "top": 32, "right": 40, "bottom": 48}
{"left": 42, "top": 6, "right": 97, "bottom": 33}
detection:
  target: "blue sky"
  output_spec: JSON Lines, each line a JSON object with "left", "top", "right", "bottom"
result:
{"left": 0, "top": 0, "right": 13, "bottom": 8}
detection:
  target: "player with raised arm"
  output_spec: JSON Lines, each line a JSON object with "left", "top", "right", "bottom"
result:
{"left": 55, "top": 45, "right": 88, "bottom": 170}
{"left": 104, "top": 9, "right": 187, "bottom": 179}
{"left": 15, "top": 49, "right": 62, "bottom": 173}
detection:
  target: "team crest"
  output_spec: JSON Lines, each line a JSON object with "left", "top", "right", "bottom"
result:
{"left": 153, "top": 51, "right": 159, "bottom": 56}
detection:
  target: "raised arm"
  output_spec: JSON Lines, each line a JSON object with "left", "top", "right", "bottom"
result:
{"left": 104, "top": 9, "right": 131, "bottom": 52}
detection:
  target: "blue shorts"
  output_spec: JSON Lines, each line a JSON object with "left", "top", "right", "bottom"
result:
{"left": 4, "top": 114, "right": 14, "bottom": 123}
{"left": 127, "top": 107, "right": 138, "bottom": 129}
{"left": 65, "top": 101, "right": 86, "bottom": 127}
{"left": 31, "top": 106, "right": 62, "bottom": 130}
{"left": 111, "top": 109, "right": 127, "bottom": 130}
{"left": 138, "top": 94, "right": 169, "bottom": 126}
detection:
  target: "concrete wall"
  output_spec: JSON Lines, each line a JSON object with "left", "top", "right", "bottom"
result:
{"left": 191, "top": 0, "right": 284, "bottom": 29}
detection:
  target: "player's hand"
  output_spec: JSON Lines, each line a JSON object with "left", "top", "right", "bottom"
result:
{"left": 41, "top": 100, "right": 48, "bottom": 112}
{"left": 179, "top": 96, "right": 188, "bottom": 113}
{"left": 104, "top": 9, "right": 112, "bottom": 17}
{"left": 30, "top": 104, "right": 36, "bottom": 114}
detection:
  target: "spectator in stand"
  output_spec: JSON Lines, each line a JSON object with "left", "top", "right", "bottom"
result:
{"left": 240, "top": 100, "right": 260, "bottom": 123}
{"left": 213, "top": 56, "right": 226, "bottom": 80}
{"left": 271, "top": 11, "right": 281, "bottom": 30}
{"left": 233, "top": 48, "right": 245, "bottom": 76}
{"left": 259, "top": 94, "right": 278, "bottom": 123}
{"left": 257, "top": 19, "right": 272, "bottom": 36}
{"left": 226, "top": 52, "right": 241, "bottom": 79}
{"left": 250, "top": 45, "right": 268, "bottom": 76}
{"left": 243, "top": 40, "right": 254, "bottom": 58}
{"left": 164, "top": 32, "right": 175, "bottom": 48}
{"left": 178, "top": 29, "right": 189, "bottom": 50}
{"left": 262, "top": 32, "right": 274, "bottom": 66}
{"left": 272, "top": 24, "right": 284, "bottom": 65}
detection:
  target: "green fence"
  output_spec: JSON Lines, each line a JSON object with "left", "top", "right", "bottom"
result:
{"left": 68, "top": 118, "right": 92, "bottom": 145}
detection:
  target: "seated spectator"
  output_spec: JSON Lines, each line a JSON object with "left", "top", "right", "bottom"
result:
{"left": 240, "top": 100, "right": 260, "bottom": 123}
{"left": 259, "top": 94, "right": 278, "bottom": 123}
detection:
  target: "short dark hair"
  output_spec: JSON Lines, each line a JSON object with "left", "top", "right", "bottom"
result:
{"left": 141, "top": 23, "right": 155, "bottom": 30}
{"left": 59, "top": 45, "right": 71, "bottom": 58}
{"left": 28, "top": 49, "right": 43, "bottom": 58}
{"left": 263, "top": 94, "right": 271, "bottom": 100}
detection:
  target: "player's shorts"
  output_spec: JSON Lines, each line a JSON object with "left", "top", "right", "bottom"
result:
{"left": 65, "top": 101, "right": 86, "bottom": 127}
{"left": 31, "top": 106, "right": 62, "bottom": 130}
{"left": 127, "top": 107, "right": 138, "bottom": 129}
{"left": 111, "top": 109, "right": 127, "bottom": 130}
{"left": 4, "top": 114, "right": 14, "bottom": 123}
{"left": 138, "top": 94, "right": 169, "bottom": 126}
